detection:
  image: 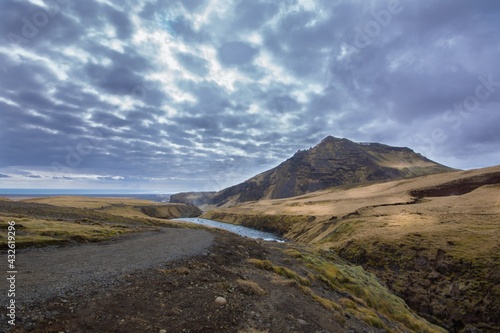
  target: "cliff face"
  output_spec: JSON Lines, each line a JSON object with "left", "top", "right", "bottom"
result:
{"left": 169, "top": 192, "right": 216, "bottom": 206}
{"left": 210, "top": 136, "right": 453, "bottom": 206}
{"left": 137, "top": 203, "right": 202, "bottom": 219}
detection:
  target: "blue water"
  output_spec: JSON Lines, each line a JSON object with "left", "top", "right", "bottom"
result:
{"left": 175, "top": 218, "right": 285, "bottom": 242}
{"left": 0, "top": 190, "right": 170, "bottom": 202}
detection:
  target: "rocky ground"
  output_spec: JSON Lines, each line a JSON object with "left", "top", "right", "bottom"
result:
{"left": 1, "top": 229, "right": 434, "bottom": 333}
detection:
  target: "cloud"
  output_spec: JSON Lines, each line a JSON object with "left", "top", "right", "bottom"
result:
{"left": 25, "top": 175, "right": 42, "bottom": 179}
{"left": 176, "top": 52, "right": 210, "bottom": 76}
{"left": 0, "top": 0, "right": 499, "bottom": 192}
{"left": 0, "top": 174, "right": 10, "bottom": 178}
{"left": 218, "top": 41, "right": 259, "bottom": 66}
{"left": 97, "top": 176, "right": 125, "bottom": 181}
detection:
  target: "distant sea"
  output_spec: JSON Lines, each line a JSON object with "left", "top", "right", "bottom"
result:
{"left": 0, "top": 189, "right": 171, "bottom": 202}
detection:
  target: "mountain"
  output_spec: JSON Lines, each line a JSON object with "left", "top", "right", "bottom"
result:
{"left": 209, "top": 136, "right": 453, "bottom": 206}
{"left": 170, "top": 191, "right": 216, "bottom": 206}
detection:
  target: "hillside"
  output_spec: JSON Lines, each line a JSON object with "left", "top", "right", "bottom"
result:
{"left": 209, "top": 136, "right": 453, "bottom": 207}
{"left": 202, "top": 165, "right": 500, "bottom": 332}
{"left": 170, "top": 191, "right": 216, "bottom": 206}
{"left": 0, "top": 197, "right": 202, "bottom": 248}
{"left": 22, "top": 196, "right": 202, "bottom": 219}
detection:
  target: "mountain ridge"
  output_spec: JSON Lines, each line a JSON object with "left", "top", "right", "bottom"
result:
{"left": 208, "top": 136, "right": 454, "bottom": 207}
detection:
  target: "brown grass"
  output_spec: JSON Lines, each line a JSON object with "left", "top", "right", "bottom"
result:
{"left": 0, "top": 216, "right": 134, "bottom": 247}
{"left": 236, "top": 279, "right": 267, "bottom": 296}
{"left": 247, "top": 258, "right": 311, "bottom": 286}
{"left": 22, "top": 196, "right": 161, "bottom": 209}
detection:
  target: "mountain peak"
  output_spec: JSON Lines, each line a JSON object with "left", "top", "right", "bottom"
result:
{"left": 318, "top": 135, "right": 348, "bottom": 144}
{"left": 209, "top": 136, "right": 454, "bottom": 207}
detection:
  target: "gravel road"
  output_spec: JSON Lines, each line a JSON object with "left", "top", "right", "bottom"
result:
{"left": 1, "top": 228, "right": 214, "bottom": 307}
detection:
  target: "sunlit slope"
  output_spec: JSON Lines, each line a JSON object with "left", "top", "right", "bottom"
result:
{"left": 203, "top": 165, "right": 500, "bottom": 331}
{"left": 204, "top": 166, "right": 500, "bottom": 239}
{"left": 23, "top": 196, "right": 202, "bottom": 219}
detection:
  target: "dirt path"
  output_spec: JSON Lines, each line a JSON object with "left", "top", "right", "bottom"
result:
{"left": 1, "top": 228, "right": 214, "bottom": 308}
{"left": 5, "top": 231, "right": 377, "bottom": 333}
{"left": 2, "top": 229, "right": 435, "bottom": 333}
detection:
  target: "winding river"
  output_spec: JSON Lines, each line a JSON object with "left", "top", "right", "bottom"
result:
{"left": 174, "top": 217, "right": 285, "bottom": 242}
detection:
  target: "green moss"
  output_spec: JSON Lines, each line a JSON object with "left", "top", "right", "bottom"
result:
{"left": 247, "top": 258, "right": 310, "bottom": 286}
{"left": 301, "top": 252, "right": 446, "bottom": 333}
{"left": 283, "top": 248, "right": 303, "bottom": 258}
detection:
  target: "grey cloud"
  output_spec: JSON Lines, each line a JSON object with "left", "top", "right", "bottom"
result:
{"left": 85, "top": 63, "right": 143, "bottom": 95}
{"left": 1, "top": 0, "right": 83, "bottom": 47}
{"left": 52, "top": 83, "right": 113, "bottom": 109}
{"left": 167, "top": 16, "right": 208, "bottom": 42}
{"left": 176, "top": 52, "right": 209, "bottom": 76}
{"left": 232, "top": 1, "right": 279, "bottom": 30}
{"left": 1, "top": 0, "right": 499, "bottom": 191}
{"left": 97, "top": 176, "right": 123, "bottom": 181}
{"left": 103, "top": 5, "right": 134, "bottom": 39}
{"left": 0, "top": 54, "right": 57, "bottom": 93}
{"left": 218, "top": 42, "right": 259, "bottom": 66}
{"left": 0, "top": 174, "right": 10, "bottom": 178}
{"left": 85, "top": 43, "right": 153, "bottom": 73}
{"left": 181, "top": 0, "right": 209, "bottom": 12}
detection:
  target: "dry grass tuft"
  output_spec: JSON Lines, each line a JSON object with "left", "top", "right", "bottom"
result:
{"left": 247, "top": 258, "right": 310, "bottom": 286}
{"left": 236, "top": 279, "right": 267, "bottom": 296}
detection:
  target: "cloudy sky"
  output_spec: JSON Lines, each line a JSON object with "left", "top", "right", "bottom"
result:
{"left": 0, "top": 0, "right": 499, "bottom": 193}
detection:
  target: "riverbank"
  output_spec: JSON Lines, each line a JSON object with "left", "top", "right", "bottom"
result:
{"left": 174, "top": 217, "right": 285, "bottom": 242}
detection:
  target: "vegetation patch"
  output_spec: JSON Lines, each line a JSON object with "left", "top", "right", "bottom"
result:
{"left": 236, "top": 279, "right": 267, "bottom": 296}
{"left": 0, "top": 217, "right": 135, "bottom": 248}
{"left": 247, "top": 258, "right": 311, "bottom": 286}
{"left": 293, "top": 250, "right": 445, "bottom": 333}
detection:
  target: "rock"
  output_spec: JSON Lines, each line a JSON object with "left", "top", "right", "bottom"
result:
{"left": 215, "top": 296, "right": 227, "bottom": 305}
{"left": 298, "top": 319, "right": 308, "bottom": 325}
{"left": 159, "top": 330, "right": 167, "bottom": 333}
{"left": 428, "top": 271, "right": 441, "bottom": 281}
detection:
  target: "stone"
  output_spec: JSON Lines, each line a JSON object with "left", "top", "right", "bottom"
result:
{"left": 215, "top": 296, "right": 227, "bottom": 305}
{"left": 428, "top": 271, "right": 441, "bottom": 281}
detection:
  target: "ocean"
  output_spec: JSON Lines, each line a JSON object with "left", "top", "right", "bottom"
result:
{"left": 0, "top": 189, "right": 171, "bottom": 202}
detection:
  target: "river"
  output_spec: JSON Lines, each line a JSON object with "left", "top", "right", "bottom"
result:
{"left": 174, "top": 217, "right": 285, "bottom": 242}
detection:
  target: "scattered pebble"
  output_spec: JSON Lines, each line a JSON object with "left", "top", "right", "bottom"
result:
{"left": 215, "top": 296, "right": 227, "bottom": 305}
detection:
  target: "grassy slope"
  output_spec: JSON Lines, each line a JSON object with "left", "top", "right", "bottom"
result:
{"left": 23, "top": 196, "right": 201, "bottom": 219}
{"left": 0, "top": 197, "right": 201, "bottom": 247}
{"left": 202, "top": 165, "right": 500, "bottom": 332}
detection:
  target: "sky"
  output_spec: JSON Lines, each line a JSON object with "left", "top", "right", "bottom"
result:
{"left": 0, "top": 0, "right": 499, "bottom": 193}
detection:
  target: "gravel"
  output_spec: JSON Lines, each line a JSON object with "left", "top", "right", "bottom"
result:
{"left": 1, "top": 228, "right": 214, "bottom": 307}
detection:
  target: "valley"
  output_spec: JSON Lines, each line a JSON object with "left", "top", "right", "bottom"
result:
{"left": 202, "top": 166, "right": 500, "bottom": 332}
